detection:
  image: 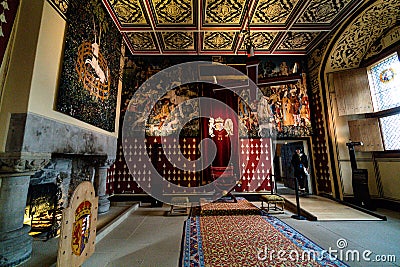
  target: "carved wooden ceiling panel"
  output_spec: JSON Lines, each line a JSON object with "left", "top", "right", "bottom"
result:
{"left": 101, "top": 0, "right": 362, "bottom": 55}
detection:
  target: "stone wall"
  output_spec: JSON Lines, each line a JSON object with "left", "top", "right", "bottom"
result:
{"left": 5, "top": 112, "right": 117, "bottom": 157}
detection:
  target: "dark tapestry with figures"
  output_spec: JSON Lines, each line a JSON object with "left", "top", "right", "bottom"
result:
{"left": 0, "top": 0, "right": 19, "bottom": 66}
{"left": 56, "top": 0, "right": 122, "bottom": 132}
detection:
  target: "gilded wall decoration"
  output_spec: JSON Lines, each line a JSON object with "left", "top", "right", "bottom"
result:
{"left": 108, "top": 0, "right": 147, "bottom": 25}
{"left": 56, "top": 0, "right": 122, "bottom": 132}
{"left": 252, "top": 0, "right": 298, "bottom": 24}
{"left": 152, "top": 0, "right": 193, "bottom": 24}
{"left": 297, "top": 0, "right": 352, "bottom": 23}
{"left": 307, "top": 35, "right": 333, "bottom": 194}
{"left": 47, "top": 0, "right": 69, "bottom": 18}
{"left": 203, "top": 32, "right": 235, "bottom": 50}
{"left": 363, "top": 26, "right": 400, "bottom": 62}
{"left": 329, "top": 0, "right": 400, "bottom": 71}
{"left": 204, "top": 0, "right": 245, "bottom": 24}
{"left": 279, "top": 32, "right": 319, "bottom": 50}
{"left": 126, "top": 32, "right": 157, "bottom": 50}
{"left": 162, "top": 32, "right": 194, "bottom": 50}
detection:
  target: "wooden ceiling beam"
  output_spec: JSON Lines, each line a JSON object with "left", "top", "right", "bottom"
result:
{"left": 143, "top": 0, "right": 162, "bottom": 54}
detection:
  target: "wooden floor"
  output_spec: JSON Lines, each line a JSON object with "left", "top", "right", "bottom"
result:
{"left": 282, "top": 194, "right": 383, "bottom": 221}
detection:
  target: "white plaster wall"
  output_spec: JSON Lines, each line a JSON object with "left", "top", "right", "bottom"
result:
{"left": 377, "top": 160, "right": 400, "bottom": 201}
{"left": 0, "top": 0, "right": 44, "bottom": 152}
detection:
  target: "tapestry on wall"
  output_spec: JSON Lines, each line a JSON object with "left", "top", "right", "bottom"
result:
{"left": 257, "top": 56, "right": 305, "bottom": 79}
{"left": 56, "top": 0, "right": 122, "bottom": 132}
{"left": 145, "top": 84, "right": 200, "bottom": 137}
{"left": 257, "top": 72, "right": 312, "bottom": 137}
{"left": 257, "top": 79, "right": 311, "bottom": 137}
{"left": 238, "top": 91, "right": 259, "bottom": 138}
{"left": 237, "top": 56, "right": 311, "bottom": 138}
{"left": 0, "top": 0, "right": 19, "bottom": 66}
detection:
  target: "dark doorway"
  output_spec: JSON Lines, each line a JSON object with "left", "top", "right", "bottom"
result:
{"left": 274, "top": 140, "right": 313, "bottom": 195}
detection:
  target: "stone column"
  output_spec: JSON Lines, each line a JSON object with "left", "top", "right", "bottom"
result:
{"left": 95, "top": 163, "right": 111, "bottom": 214}
{"left": 0, "top": 172, "right": 35, "bottom": 267}
{"left": 0, "top": 152, "right": 50, "bottom": 267}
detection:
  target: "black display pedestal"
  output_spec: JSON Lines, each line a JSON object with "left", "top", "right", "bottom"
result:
{"left": 291, "top": 177, "right": 306, "bottom": 220}
{"left": 346, "top": 141, "right": 374, "bottom": 210}
{"left": 352, "top": 169, "right": 373, "bottom": 210}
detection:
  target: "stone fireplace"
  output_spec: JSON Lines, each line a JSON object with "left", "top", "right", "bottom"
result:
{"left": 0, "top": 112, "right": 117, "bottom": 266}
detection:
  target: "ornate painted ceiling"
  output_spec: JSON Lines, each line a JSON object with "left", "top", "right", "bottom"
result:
{"left": 101, "top": 0, "right": 362, "bottom": 55}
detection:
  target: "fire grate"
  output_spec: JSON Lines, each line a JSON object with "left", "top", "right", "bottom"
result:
{"left": 26, "top": 179, "right": 63, "bottom": 240}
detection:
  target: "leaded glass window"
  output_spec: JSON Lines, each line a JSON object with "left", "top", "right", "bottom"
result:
{"left": 380, "top": 113, "right": 400, "bottom": 150}
{"left": 368, "top": 53, "right": 400, "bottom": 112}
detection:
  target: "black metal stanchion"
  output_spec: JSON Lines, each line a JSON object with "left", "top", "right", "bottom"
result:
{"left": 291, "top": 177, "right": 306, "bottom": 220}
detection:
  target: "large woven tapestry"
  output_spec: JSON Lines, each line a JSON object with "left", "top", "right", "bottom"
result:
{"left": 56, "top": 0, "right": 122, "bottom": 132}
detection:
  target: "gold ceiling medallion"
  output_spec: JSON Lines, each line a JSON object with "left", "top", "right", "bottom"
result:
{"left": 246, "top": 32, "right": 276, "bottom": 50}
{"left": 111, "top": 0, "right": 147, "bottom": 25}
{"left": 76, "top": 23, "right": 110, "bottom": 101}
{"left": 217, "top": 4, "right": 231, "bottom": 17}
{"left": 279, "top": 32, "right": 318, "bottom": 50}
{"left": 163, "top": 32, "right": 194, "bottom": 50}
{"left": 379, "top": 68, "right": 395, "bottom": 83}
{"left": 127, "top": 32, "right": 157, "bottom": 50}
{"left": 298, "top": 0, "right": 352, "bottom": 23}
{"left": 166, "top": 3, "right": 183, "bottom": 18}
{"left": 316, "top": 3, "right": 331, "bottom": 18}
{"left": 253, "top": 0, "right": 297, "bottom": 24}
{"left": 155, "top": 0, "right": 192, "bottom": 24}
{"left": 265, "top": 3, "right": 281, "bottom": 17}
{"left": 204, "top": 32, "right": 234, "bottom": 49}
{"left": 205, "top": 0, "right": 244, "bottom": 24}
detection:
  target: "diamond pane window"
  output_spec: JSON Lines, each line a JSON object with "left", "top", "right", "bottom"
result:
{"left": 380, "top": 113, "right": 400, "bottom": 150}
{"left": 369, "top": 53, "right": 400, "bottom": 112}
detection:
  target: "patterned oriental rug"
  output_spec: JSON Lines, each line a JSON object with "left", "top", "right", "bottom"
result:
{"left": 180, "top": 202, "right": 349, "bottom": 266}
{"left": 200, "top": 198, "right": 261, "bottom": 216}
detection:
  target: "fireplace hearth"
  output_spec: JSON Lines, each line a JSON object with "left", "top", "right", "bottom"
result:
{"left": 25, "top": 181, "right": 63, "bottom": 240}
